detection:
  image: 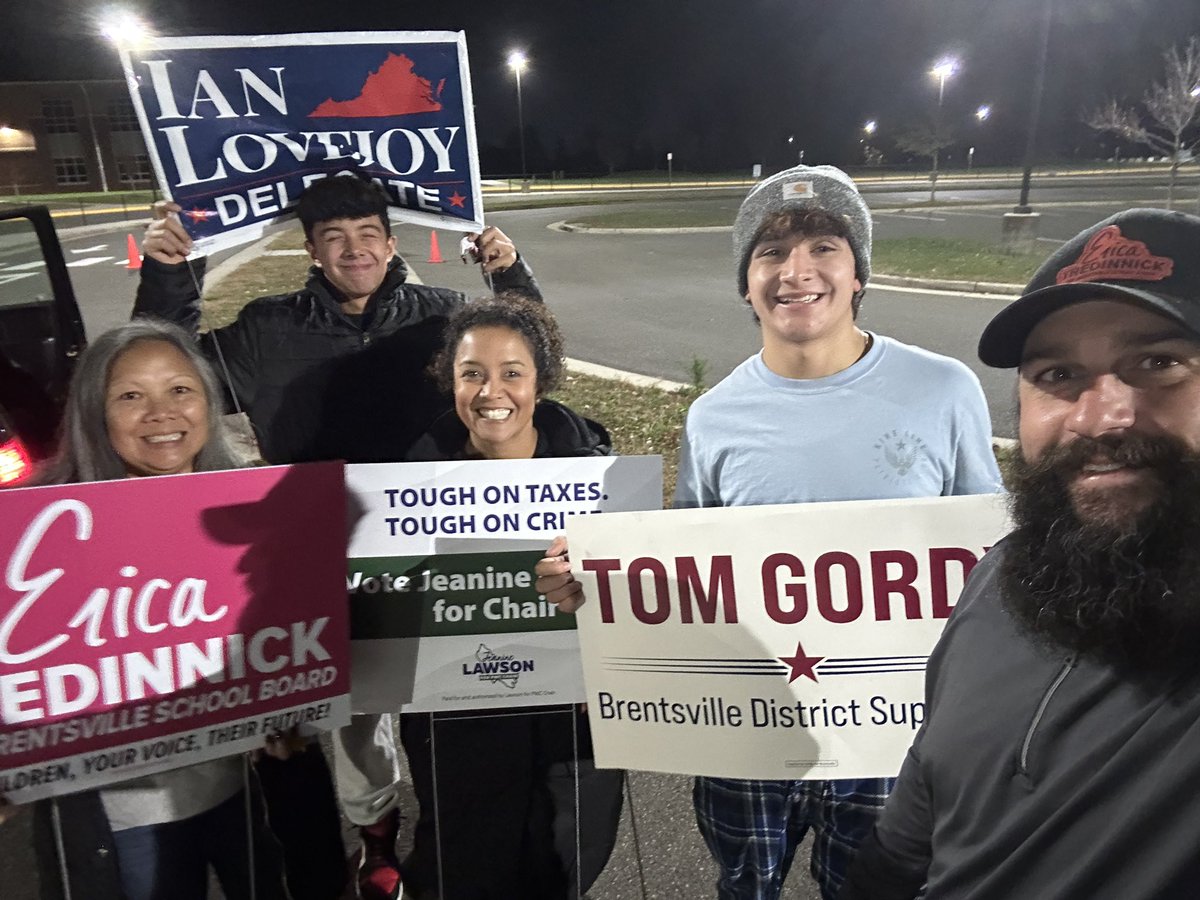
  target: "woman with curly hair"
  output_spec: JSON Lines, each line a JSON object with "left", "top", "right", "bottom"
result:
{"left": 397, "top": 293, "right": 623, "bottom": 900}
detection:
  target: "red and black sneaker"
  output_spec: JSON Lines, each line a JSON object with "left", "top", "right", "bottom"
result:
{"left": 356, "top": 810, "right": 403, "bottom": 900}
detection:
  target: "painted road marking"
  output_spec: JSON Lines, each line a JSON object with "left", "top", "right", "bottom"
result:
{"left": 875, "top": 212, "right": 948, "bottom": 222}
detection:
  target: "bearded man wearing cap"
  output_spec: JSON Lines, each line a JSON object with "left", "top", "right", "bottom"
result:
{"left": 671, "top": 165, "right": 1003, "bottom": 900}
{"left": 839, "top": 208, "right": 1200, "bottom": 899}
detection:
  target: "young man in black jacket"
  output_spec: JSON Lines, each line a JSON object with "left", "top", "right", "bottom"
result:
{"left": 840, "top": 208, "right": 1200, "bottom": 899}
{"left": 132, "top": 174, "right": 543, "bottom": 900}
{"left": 135, "top": 174, "right": 541, "bottom": 466}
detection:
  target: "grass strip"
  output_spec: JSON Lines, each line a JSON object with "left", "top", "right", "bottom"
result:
{"left": 549, "top": 374, "right": 697, "bottom": 505}
{"left": 871, "top": 237, "right": 1040, "bottom": 284}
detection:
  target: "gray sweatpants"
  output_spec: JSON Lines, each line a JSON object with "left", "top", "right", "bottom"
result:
{"left": 330, "top": 713, "right": 402, "bottom": 827}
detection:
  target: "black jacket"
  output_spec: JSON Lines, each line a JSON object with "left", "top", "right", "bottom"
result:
{"left": 400, "top": 399, "right": 620, "bottom": 900}
{"left": 133, "top": 253, "right": 542, "bottom": 464}
{"left": 406, "top": 399, "right": 612, "bottom": 462}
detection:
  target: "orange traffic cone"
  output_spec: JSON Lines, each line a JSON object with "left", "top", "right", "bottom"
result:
{"left": 125, "top": 234, "right": 142, "bottom": 271}
{"left": 427, "top": 230, "right": 445, "bottom": 264}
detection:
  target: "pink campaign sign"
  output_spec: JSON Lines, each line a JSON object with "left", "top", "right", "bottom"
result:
{"left": 0, "top": 463, "right": 350, "bottom": 802}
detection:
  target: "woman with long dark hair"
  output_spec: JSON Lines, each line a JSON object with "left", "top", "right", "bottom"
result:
{"left": 16, "top": 319, "right": 288, "bottom": 900}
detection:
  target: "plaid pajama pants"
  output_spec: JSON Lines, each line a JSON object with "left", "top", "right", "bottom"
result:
{"left": 693, "top": 776, "right": 894, "bottom": 900}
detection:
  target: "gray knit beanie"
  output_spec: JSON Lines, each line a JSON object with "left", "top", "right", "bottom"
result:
{"left": 733, "top": 164, "right": 872, "bottom": 295}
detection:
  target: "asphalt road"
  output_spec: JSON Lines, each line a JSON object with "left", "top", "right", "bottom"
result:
{"left": 43, "top": 175, "right": 1196, "bottom": 437}
{"left": 370, "top": 179, "right": 1188, "bottom": 438}
{"left": 0, "top": 175, "right": 1191, "bottom": 898}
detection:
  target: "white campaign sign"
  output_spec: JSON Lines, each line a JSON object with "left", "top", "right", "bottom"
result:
{"left": 568, "top": 494, "right": 1010, "bottom": 780}
{"left": 345, "top": 457, "right": 662, "bottom": 713}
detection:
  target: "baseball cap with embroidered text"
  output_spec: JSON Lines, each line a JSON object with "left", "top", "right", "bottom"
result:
{"left": 977, "top": 208, "right": 1200, "bottom": 368}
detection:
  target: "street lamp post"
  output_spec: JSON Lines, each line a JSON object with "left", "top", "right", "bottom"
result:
{"left": 787, "top": 135, "right": 804, "bottom": 166}
{"left": 506, "top": 51, "right": 528, "bottom": 180}
{"left": 666, "top": 151, "right": 673, "bottom": 185}
{"left": 970, "top": 105, "right": 990, "bottom": 172}
{"left": 1015, "top": 0, "right": 1054, "bottom": 213}
{"left": 929, "top": 58, "right": 958, "bottom": 199}
{"left": 76, "top": 83, "right": 110, "bottom": 193}
{"left": 1001, "top": 0, "right": 1053, "bottom": 255}
{"left": 98, "top": 12, "right": 152, "bottom": 194}
{"left": 862, "top": 120, "right": 878, "bottom": 165}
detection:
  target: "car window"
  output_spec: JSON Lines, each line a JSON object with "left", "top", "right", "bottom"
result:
{"left": 0, "top": 215, "right": 55, "bottom": 310}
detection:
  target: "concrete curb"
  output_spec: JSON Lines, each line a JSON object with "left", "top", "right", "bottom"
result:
{"left": 870, "top": 273, "right": 1022, "bottom": 296}
{"left": 550, "top": 220, "right": 732, "bottom": 235}
{"left": 55, "top": 217, "right": 147, "bottom": 239}
{"left": 547, "top": 222, "right": 1024, "bottom": 297}
{"left": 563, "top": 358, "right": 690, "bottom": 393}
{"left": 202, "top": 231, "right": 284, "bottom": 293}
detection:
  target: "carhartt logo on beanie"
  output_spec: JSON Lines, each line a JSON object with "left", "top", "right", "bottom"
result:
{"left": 732, "top": 164, "right": 872, "bottom": 295}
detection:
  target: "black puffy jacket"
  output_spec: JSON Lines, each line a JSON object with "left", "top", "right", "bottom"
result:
{"left": 406, "top": 399, "right": 611, "bottom": 462}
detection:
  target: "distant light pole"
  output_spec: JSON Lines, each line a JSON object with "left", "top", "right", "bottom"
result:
{"left": 1015, "top": 0, "right": 1054, "bottom": 213}
{"left": 929, "top": 57, "right": 958, "bottom": 190}
{"left": 96, "top": 13, "right": 153, "bottom": 193}
{"left": 507, "top": 51, "right": 528, "bottom": 179}
{"left": 969, "top": 105, "right": 990, "bottom": 172}
{"left": 666, "top": 151, "right": 673, "bottom": 185}
{"left": 787, "top": 134, "right": 804, "bottom": 165}
{"left": 861, "top": 120, "right": 879, "bottom": 165}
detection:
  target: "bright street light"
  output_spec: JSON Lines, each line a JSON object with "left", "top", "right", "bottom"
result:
{"left": 99, "top": 11, "right": 150, "bottom": 47}
{"left": 93, "top": 11, "right": 153, "bottom": 192}
{"left": 506, "top": 51, "right": 529, "bottom": 179}
{"left": 928, "top": 56, "right": 959, "bottom": 196}
{"left": 930, "top": 58, "right": 959, "bottom": 87}
{"left": 786, "top": 134, "right": 803, "bottom": 164}
{"left": 864, "top": 120, "right": 878, "bottom": 135}
{"left": 975, "top": 105, "right": 992, "bottom": 122}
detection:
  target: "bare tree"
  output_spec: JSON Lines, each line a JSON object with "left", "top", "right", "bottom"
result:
{"left": 895, "top": 121, "right": 956, "bottom": 202}
{"left": 1087, "top": 36, "right": 1200, "bottom": 210}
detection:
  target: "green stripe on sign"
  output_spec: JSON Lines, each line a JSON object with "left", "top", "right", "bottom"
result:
{"left": 348, "top": 550, "right": 577, "bottom": 638}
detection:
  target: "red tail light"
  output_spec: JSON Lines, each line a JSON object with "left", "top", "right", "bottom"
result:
{"left": 0, "top": 436, "right": 34, "bottom": 486}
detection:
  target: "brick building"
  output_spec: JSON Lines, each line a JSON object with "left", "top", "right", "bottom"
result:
{"left": 0, "top": 80, "right": 152, "bottom": 195}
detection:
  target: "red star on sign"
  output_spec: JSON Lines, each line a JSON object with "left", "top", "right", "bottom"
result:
{"left": 778, "top": 641, "right": 824, "bottom": 684}
{"left": 183, "top": 207, "right": 215, "bottom": 223}
{"left": 448, "top": 191, "right": 466, "bottom": 208}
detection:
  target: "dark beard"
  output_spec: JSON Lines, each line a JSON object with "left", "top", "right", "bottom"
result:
{"left": 1001, "top": 433, "right": 1200, "bottom": 676}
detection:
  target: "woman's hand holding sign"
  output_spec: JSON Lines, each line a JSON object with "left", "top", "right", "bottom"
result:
{"left": 535, "top": 535, "right": 585, "bottom": 613}
{"left": 144, "top": 201, "right": 194, "bottom": 265}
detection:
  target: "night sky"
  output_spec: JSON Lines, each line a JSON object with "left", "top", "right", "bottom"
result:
{"left": 3, "top": 0, "right": 1199, "bottom": 175}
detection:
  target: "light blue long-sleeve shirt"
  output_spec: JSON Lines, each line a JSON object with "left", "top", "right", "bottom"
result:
{"left": 674, "top": 334, "right": 1003, "bottom": 509}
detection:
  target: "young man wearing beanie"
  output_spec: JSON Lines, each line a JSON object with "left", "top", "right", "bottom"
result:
{"left": 840, "top": 208, "right": 1200, "bottom": 900}
{"left": 678, "top": 165, "right": 1002, "bottom": 900}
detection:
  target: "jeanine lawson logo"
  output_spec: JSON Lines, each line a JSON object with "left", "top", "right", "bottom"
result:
{"left": 462, "top": 643, "right": 534, "bottom": 689}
